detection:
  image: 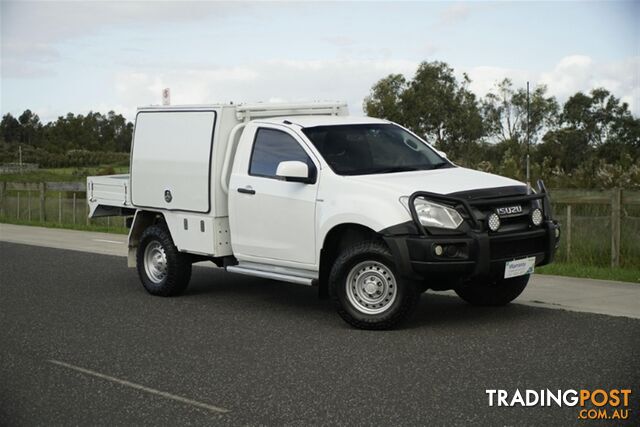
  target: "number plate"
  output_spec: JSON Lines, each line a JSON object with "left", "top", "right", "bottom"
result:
{"left": 504, "top": 257, "right": 536, "bottom": 279}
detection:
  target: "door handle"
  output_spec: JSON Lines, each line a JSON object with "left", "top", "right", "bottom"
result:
{"left": 237, "top": 186, "right": 256, "bottom": 195}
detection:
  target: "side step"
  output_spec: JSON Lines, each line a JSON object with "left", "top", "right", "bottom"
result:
{"left": 226, "top": 265, "right": 316, "bottom": 286}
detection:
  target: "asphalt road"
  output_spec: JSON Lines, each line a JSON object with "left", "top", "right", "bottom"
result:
{"left": 1, "top": 241, "right": 638, "bottom": 426}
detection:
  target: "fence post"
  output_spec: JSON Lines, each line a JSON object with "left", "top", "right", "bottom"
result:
{"left": 58, "top": 192, "right": 62, "bottom": 224}
{"left": 566, "top": 205, "right": 572, "bottom": 262}
{"left": 39, "top": 183, "right": 46, "bottom": 222}
{"left": 0, "top": 182, "right": 5, "bottom": 217}
{"left": 17, "top": 191, "right": 20, "bottom": 219}
{"left": 611, "top": 188, "right": 621, "bottom": 268}
{"left": 73, "top": 192, "right": 76, "bottom": 224}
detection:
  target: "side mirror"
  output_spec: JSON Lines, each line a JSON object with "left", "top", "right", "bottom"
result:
{"left": 437, "top": 150, "right": 448, "bottom": 159}
{"left": 276, "top": 160, "right": 312, "bottom": 183}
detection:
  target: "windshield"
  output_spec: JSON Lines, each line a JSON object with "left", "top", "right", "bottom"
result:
{"left": 301, "top": 123, "right": 452, "bottom": 176}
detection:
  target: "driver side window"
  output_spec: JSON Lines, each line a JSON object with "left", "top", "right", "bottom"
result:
{"left": 249, "top": 128, "right": 313, "bottom": 178}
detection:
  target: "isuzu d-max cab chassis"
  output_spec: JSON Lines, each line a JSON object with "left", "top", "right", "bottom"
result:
{"left": 88, "top": 102, "right": 560, "bottom": 329}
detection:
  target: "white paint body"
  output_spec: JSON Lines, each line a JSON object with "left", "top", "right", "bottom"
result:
{"left": 88, "top": 102, "right": 523, "bottom": 279}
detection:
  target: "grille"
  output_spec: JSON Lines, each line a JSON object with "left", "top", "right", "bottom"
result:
{"left": 477, "top": 208, "right": 532, "bottom": 232}
{"left": 471, "top": 198, "right": 542, "bottom": 233}
{"left": 490, "top": 234, "right": 546, "bottom": 260}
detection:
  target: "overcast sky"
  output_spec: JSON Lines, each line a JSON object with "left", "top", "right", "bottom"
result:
{"left": 1, "top": 0, "right": 638, "bottom": 122}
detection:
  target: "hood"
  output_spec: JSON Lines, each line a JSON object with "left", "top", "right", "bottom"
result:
{"left": 347, "top": 167, "right": 525, "bottom": 196}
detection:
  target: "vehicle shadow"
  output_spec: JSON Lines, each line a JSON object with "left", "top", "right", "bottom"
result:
{"left": 184, "top": 265, "right": 539, "bottom": 330}
{"left": 408, "top": 293, "right": 537, "bottom": 330}
{"left": 185, "top": 266, "right": 334, "bottom": 310}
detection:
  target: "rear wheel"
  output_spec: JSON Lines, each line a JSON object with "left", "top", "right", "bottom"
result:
{"left": 454, "top": 274, "right": 530, "bottom": 306}
{"left": 330, "top": 241, "right": 419, "bottom": 330}
{"left": 137, "top": 224, "right": 192, "bottom": 296}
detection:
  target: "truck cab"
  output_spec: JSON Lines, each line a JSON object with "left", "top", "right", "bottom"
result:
{"left": 88, "top": 102, "right": 560, "bottom": 329}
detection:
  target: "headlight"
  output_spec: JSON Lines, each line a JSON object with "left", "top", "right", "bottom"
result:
{"left": 400, "top": 196, "right": 463, "bottom": 229}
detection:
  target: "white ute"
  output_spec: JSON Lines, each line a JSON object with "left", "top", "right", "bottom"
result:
{"left": 88, "top": 102, "right": 560, "bottom": 329}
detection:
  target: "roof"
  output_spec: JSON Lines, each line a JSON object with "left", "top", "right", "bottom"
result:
{"left": 257, "top": 115, "right": 391, "bottom": 128}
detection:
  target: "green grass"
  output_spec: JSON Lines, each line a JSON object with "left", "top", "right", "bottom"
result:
{"left": 0, "top": 217, "right": 128, "bottom": 235}
{"left": 537, "top": 262, "right": 640, "bottom": 283}
{"left": 0, "top": 166, "right": 129, "bottom": 183}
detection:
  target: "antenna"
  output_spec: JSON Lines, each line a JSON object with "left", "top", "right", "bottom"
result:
{"left": 526, "top": 81, "right": 531, "bottom": 193}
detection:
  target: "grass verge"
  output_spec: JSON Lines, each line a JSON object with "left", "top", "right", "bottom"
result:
{"left": 0, "top": 217, "right": 128, "bottom": 235}
{"left": 537, "top": 263, "right": 640, "bottom": 283}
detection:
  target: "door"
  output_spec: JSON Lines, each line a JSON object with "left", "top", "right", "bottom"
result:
{"left": 229, "top": 126, "right": 318, "bottom": 265}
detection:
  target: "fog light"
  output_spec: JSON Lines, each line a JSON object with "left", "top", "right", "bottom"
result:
{"left": 531, "top": 208, "right": 543, "bottom": 226}
{"left": 434, "top": 245, "right": 443, "bottom": 256}
{"left": 487, "top": 212, "right": 500, "bottom": 231}
{"left": 445, "top": 245, "right": 458, "bottom": 257}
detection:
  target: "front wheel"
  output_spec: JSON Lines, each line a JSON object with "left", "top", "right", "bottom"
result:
{"left": 137, "top": 224, "right": 192, "bottom": 296}
{"left": 329, "top": 241, "right": 419, "bottom": 330}
{"left": 454, "top": 274, "right": 530, "bottom": 306}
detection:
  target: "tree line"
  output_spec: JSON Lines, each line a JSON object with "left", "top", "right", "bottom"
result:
{"left": 365, "top": 61, "right": 639, "bottom": 189}
{"left": 0, "top": 110, "right": 133, "bottom": 168}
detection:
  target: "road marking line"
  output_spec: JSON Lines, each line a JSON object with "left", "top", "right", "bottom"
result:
{"left": 92, "top": 239, "right": 124, "bottom": 244}
{"left": 47, "top": 359, "right": 230, "bottom": 414}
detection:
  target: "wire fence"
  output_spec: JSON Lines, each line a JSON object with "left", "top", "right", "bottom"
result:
{"left": 0, "top": 182, "right": 127, "bottom": 233}
{"left": 1, "top": 182, "right": 639, "bottom": 268}
{"left": 550, "top": 189, "right": 640, "bottom": 268}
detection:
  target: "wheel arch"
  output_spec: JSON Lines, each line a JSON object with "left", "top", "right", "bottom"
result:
{"left": 127, "top": 210, "right": 166, "bottom": 267}
{"left": 318, "top": 222, "right": 387, "bottom": 298}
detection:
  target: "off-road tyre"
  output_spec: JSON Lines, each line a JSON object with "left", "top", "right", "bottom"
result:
{"left": 136, "top": 224, "right": 192, "bottom": 296}
{"left": 329, "top": 241, "right": 420, "bottom": 330}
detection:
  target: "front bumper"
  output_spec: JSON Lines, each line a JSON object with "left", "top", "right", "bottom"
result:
{"left": 384, "top": 220, "right": 560, "bottom": 284}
